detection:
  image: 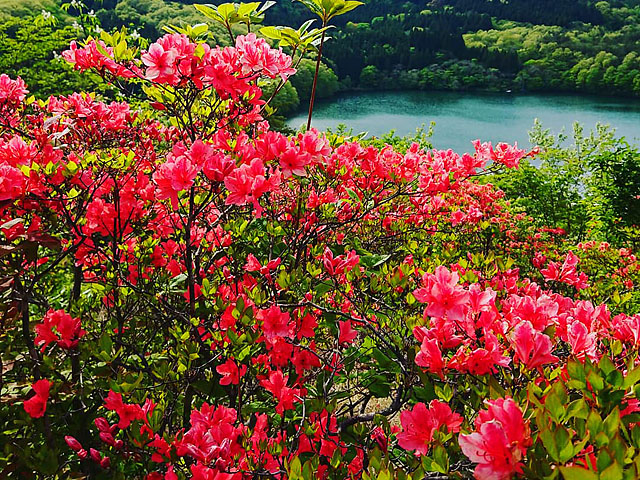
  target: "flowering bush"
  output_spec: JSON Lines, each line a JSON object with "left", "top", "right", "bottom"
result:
{"left": 1, "top": 6, "right": 640, "bottom": 480}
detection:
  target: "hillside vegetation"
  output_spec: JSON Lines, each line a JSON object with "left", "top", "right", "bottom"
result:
{"left": 2, "top": 0, "right": 640, "bottom": 100}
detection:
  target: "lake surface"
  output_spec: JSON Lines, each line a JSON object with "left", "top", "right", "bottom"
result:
{"left": 287, "top": 91, "right": 640, "bottom": 154}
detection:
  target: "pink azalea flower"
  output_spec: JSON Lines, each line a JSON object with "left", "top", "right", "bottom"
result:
{"left": 510, "top": 321, "right": 558, "bottom": 369}
{"left": 34, "top": 309, "right": 86, "bottom": 351}
{"left": 415, "top": 337, "right": 446, "bottom": 378}
{"left": 459, "top": 397, "right": 531, "bottom": 480}
{"left": 260, "top": 370, "right": 302, "bottom": 414}
{"left": 338, "top": 320, "right": 358, "bottom": 345}
{"left": 414, "top": 266, "right": 470, "bottom": 322}
{"left": 153, "top": 156, "right": 199, "bottom": 209}
{"left": 224, "top": 158, "right": 277, "bottom": 215}
{"left": 216, "top": 358, "right": 247, "bottom": 386}
{"left": 0, "top": 162, "right": 26, "bottom": 201}
{"left": 142, "top": 42, "right": 177, "bottom": 83}
{"left": 397, "top": 400, "right": 463, "bottom": 456}
{"left": 104, "top": 391, "right": 146, "bottom": 429}
{"left": 567, "top": 321, "right": 598, "bottom": 361}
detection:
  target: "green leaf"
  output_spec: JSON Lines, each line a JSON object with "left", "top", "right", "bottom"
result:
{"left": 260, "top": 26, "right": 283, "bottom": 40}
{"left": 360, "top": 254, "right": 391, "bottom": 269}
{"left": 567, "top": 359, "right": 586, "bottom": 387}
{"left": 295, "top": 0, "right": 323, "bottom": 17}
{"left": 330, "top": 0, "right": 364, "bottom": 19}
{"left": 546, "top": 391, "right": 566, "bottom": 423}
{"left": 555, "top": 426, "right": 575, "bottom": 463}
{"left": 599, "top": 461, "right": 623, "bottom": 480}
{"left": 368, "top": 375, "right": 391, "bottom": 398}
{"left": 587, "top": 369, "right": 605, "bottom": 391}
{"left": 599, "top": 355, "right": 616, "bottom": 376}
{"left": 314, "top": 281, "right": 333, "bottom": 297}
{"left": 540, "top": 427, "right": 559, "bottom": 462}
{"left": 432, "top": 444, "right": 449, "bottom": 473}
{"left": 559, "top": 466, "right": 598, "bottom": 480}
{"left": 566, "top": 399, "right": 589, "bottom": 420}
{"left": 603, "top": 408, "right": 620, "bottom": 438}
{"left": 623, "top": 365, "right": 640, "bottom": 389}
{"left": 587, "top": 410, "right": 603, "bottom": 437}
{"left": 288, "top": 456, "right": 302, "bottom": 479}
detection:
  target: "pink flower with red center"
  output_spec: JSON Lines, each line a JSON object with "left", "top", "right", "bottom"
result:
{"left": 279, "top": 145, "right": 311, "bottom": 178}
{"left": 338, "top": 320, "right": 358, "bottom": 345}
{"left": 397, "top": 400, "right": 463, "bottom": 456}
{"left": 0, "top": 74, "right": 28, "bottom": 105}
{"left": 203, "top": 152, "right": 235, "bottom": 182}
{"left": 611, "top": 314, "right": 640, "bottom": 347}
{"left": 567, "top": 321, "right": 598, "bottom": 361}
{"left": 260, "top": 369, "right": 302, "bottom": 414}
{"left": 414, "top": 266, "right": 470, "bottom": 322}
{"left": 492, "top": 142, "right": 527, "bottom": 168}
{"left": 62, "top": 40, "right": 126, "bottom": 77}
{"left": 473, "top": 140, "right": 528, "bottom": 169}
{"left": 459, "top": 397, "right": 531, "bottom": 480}
{"left": 235, "top": 33, "right": 296, "bottom": 80}
{"left": 142, "top": 42, "right": 177, "bottom": 83}
{"left": 541, "top": 251, "right": 589, "bottom": 290}
{"left": 153, "top": 155, "right": 199, "bottom": 209}
{"left": 415, "top": 337, "right": 446, "bottom": 378}
{"left": 449, "top": 333, "right": 510, "bottom": 376}
{"left": 0, "top": 136, "right": 37, "bottom": 167}
{"left": 0, "top": 162, "right": 26, "bottom": 201}
{"left": 23, "top": 379, "right": 52, "bottom": 418}
{"left": 297, "top": 128, "right": 331, "bottom": 164}
{"left": 224, "top": 158, "right": 279, "bottom": 216}
{"left": 510, "top": 321, "right": 558, "bottom": 370}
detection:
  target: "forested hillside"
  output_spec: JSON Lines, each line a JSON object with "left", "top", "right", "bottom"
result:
{"left": 1, "top": 0, "right": 640, "bottom": 101}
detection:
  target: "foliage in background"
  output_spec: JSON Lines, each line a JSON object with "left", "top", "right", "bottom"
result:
{"left": 6, "top": 0, "right": 640, "bottom": 99}
{"left": 492, "top": 120, "right": 640, "bottom": 245}
{"left": 0, "top": 17, "right": 107, "bottom": 97}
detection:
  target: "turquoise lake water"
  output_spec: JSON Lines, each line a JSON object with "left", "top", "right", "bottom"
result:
{"left": 287, "top": 91, "right": 640, "bottom": 154}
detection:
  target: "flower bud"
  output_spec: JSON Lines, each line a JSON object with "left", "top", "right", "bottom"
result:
{"left": 99, "top": 432, "right": 115, "bottom": 446}
{"left": 64, "top": 435, "right": 82, "bottom": 452}
{"left": 94, "top": 417, "right": 110, "bottom": 432}
{"left": 89, "top": 448, "right": 102, "bottom": 463}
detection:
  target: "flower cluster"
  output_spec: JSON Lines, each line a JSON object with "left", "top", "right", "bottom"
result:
{"left": 2, "top": 14, "right": 639, "bottom": 479}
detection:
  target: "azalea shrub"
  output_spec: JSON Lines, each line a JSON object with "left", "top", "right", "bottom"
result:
{"left": 1, "top": 4, "right": 640, "bottom": 480}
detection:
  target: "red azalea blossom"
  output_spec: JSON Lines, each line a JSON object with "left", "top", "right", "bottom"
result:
{"left": 415, "top": 337, "right": 446, "bottom": 377}
{"left": 257, "top": 305, "right": 293, "bottom": 340}
{"left": 338, "top": 320, "right": 358, "bottom": 345}
{"left": 216, "top": 358, "right": 247, "bottom": 385}
{"left": 23, "top": 379, "right": 52, "bottom": 418}
{"left": 34, "top": 309, "right": 86, "bottom": 351}
{"left": 104, "top": 391, "right": 146, "bottom": 429}
{"left": 1, "top": 6, "right": 638, "bottom": 476}
{"left": 260, "top": 369, "right": 302, "bottom": 414}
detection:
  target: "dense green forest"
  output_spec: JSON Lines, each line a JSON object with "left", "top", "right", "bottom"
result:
{"left": 1, "top": 0, "right": 640, "bottom": 105}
